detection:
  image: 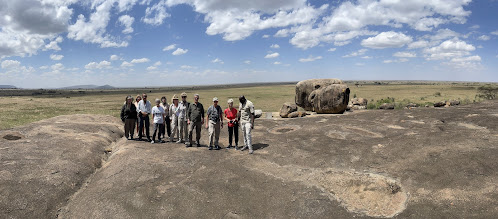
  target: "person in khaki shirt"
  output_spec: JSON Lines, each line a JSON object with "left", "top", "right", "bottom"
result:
{"left": 187, "top": 94, "right": 204, "bottom": 147}
{"left": 238, "top": 95, "right": 255, "bottom": 154}
{"left": 205, "top": 97, "right": 223, "bottom": 150}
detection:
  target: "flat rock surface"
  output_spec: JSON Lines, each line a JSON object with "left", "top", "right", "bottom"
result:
{"left": 3, "top": 101, "right": 498, "bottom": 218}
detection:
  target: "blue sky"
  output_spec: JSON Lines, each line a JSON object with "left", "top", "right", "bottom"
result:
{"left": 0, "top": 0, "right": 497, "bottom": 88}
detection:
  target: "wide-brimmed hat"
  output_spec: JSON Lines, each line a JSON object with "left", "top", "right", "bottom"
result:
{"left": 172, "top": 94, "right": 179, "bottom": 101}
{"left": 213, "top": 97, "right": 218, "bottom": 102}
{"left": 181, "top": 92, "right": 187, "bottom": 97}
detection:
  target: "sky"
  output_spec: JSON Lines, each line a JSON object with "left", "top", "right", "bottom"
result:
{"left": 0, "top": 0, "right": 497, "bottom": 88}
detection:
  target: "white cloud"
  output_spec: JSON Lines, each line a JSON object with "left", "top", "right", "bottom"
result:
{"left": 273, "top": 62, "right": 281, "bottom": 65}
{"left": 146, "top": 66, "right": 157, "bottom": 71}
{"left": 424, "top": 38, "right": 475, "bottom": 60}
{"left": 451, "top": 55, "right": 481, "bottom": 63}
{"left": 1, "top": 60, "right": 21, "bottom": 69}
{"left": 142, "top": 1, "right": 170, "bottom": 26}
{"left": 477, "top": 35, "right": 490, "bottom": 41}
{"left": 153, "top": 61, "right": 161, "bottom": 66}
{"left": 408, "top": 40, "right": 429, "bottom": 49}
{"left": 361, "top": 32, "right": 412, "bottom": 49}
{"left": 181, "top": 65, "right": 196, "bottom": 69}
{"left": 67, "top": 1, "right": 129, "bottom": 48}
{"left": 299, "top": 55, "right": 322, "bottom": 62}
{"left": 118, "top": 15, "right": 135, "bottom": 34}
{"left": 343, "top": 49, "right": 368, "bottom": 58}
{"left": 50, "top": 54, "right": 64, "bottom": 60}
{"left": 212, "top": 58, "right": 224, "bottom": 64}
{"left": 44, "top": 36, "right": 64, "bottom": 51}
{"left": 110, "top": 55, "right": 120, "bottom": 61}
{"left": 121, "top": 61, "right": 133, "bottom": 68}
{"left": 265, "top": 52, "right": 279, "bottom": 59}
{"left": 85, "top": 60, "right": 112, "bottom": 69}
{"left": 328, "top": 48, "right": 336, "bottom": 52}
{"left": 51, "top": 63, "right": 64, "bottom": 71}
{"left": 430, "top": 28, "right": 460, "bottom": 42}
{"left": 469, "top": 25, "right": 480, "bottom": 29}
{"left": 270, "top": 44, "right": 280, "bottom": 49}
{"left": 355, "top": 63, "right": 365, "bottom": 66}
{"left": 244, "top": 60, "right": 251, "bottom": 64}
{"left": 163, "top": 44, "right": 176, "bottom": 51}
{"left": 361, "top": 56, "right": 372, "bottom": 59}
{"left": 172, "top": 48, "right": 188, "bottom": 55}
{"left": 39, "top": 65, "right": 49, "bottom": 70}
{"left": 288, "top": 0, "right": 470, "bottom": 49}
{"left": 131, "top": 58, "right": 150, "bottom": 63}
{"left": 491, "top": 31, "right": 498, "bottom": 36}
{"left": 262, "top": 35, "right": 270, "bottom": 38}
{"left": 393, "top": 52, "right": 417, "bottom": 58}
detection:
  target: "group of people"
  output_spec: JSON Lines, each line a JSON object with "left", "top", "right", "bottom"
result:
{"left": 120, "top": 93, "right": 255, "bottom": 154}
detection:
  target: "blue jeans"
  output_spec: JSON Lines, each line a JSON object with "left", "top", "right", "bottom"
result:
{"left": 138, "top": 114, "right": 150, "bottom": 139}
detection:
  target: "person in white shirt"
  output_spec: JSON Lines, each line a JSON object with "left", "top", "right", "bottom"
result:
{"left": 151, "top": 99, "right": 165, "bottom": 144}
{"left": 238, "top": 95, "right": 255, "bottom": 154}
{"left": 137, "top": 93, "right": 152, "bottom": 142}
{"left": 169, "top": 95, "right": 180, "bottom": 142}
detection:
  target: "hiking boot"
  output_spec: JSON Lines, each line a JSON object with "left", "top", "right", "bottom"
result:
{"left": 249, "top": 150, "right": 254, "bottom": 154}
{"left": 186, "top": 144, "right": 192, "bottom": 148}
{"left": 226, "top": 145, "right": 232, "bottom": 149}
{"left": 176, "top": 140, "right": 182, "bottom": 144}
{"left": 215, "top": 145, "right": 221, "bottom": 150}
{"left": 196, "top": 143, "right": 201, "bottom": 147}
{"left": 240, "top": 146, "right": 248, "bottom": 151}
{"left": 208, "top": 146, "right": 213, "bottom": 150}
{"left": 151, "top": 140, "right": 155, "bottom": 144}
{"left": 160, "top": 140, "right": 165, "bottom": 143}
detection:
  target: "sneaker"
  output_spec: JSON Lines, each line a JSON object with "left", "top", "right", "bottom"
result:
{"left": 151, "top": 140, "right": 155, "bottom": 144}
{"left": 234, "top": 146, "right": 239, "bottom": 151}
{"left": 176, "top": 140, "right": 182, "bottom": 144}
{"left": 226, "top": 145, "right": 232, "bottom": 149}
{"left": 130, "top": 137, "right": 134, "bottom": 140}
{"left": 147, "top": 138, "right": 152, "bottom": 142}
{"left": 186, "top": 144, "right": 192, "bottom": 148}
{"left": 240, "top": 146, "right": 248, "bottom": 151}
{"left": 208, "top": 146, "right": 213, "bottom": 150}
{"left": 160, "top": 140, "right": 165, "bottom": 143}
{"left": 249, "top": 150, "right": 254, "bottom": 154}
{"left": 215, "top": 145, "right": 221, "bottom": 150}
{"left": 196, "top": 143, "right": 201, "bottom": 147}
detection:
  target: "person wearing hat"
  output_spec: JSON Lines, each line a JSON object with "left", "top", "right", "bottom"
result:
{"left": 151, "top": 98, "right": 166, "bottom": 144}
{"left": 224, "top": 98, "right": 239, "bottom": 149}
{"left": 237, "top": 95, "right": 255, "bottom": 154}
{"left": 205, "top": 97, "right": 223, "bottom": 150}
{"left": 121, "top": 95, "right": 137, "bottom": 140}
{"left": 178, "top": 92, "right": 190, "bottom": 144}
{"left": 187, "top": 94, "right": 204, "bottom": 147}
{"left": 169, "top": 95, "right": 180, "bottom": 142}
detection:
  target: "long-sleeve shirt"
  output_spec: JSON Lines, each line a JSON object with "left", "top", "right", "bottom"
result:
{"left": 169, "top": 104, "right": 180, "bottom": 121}
{"left": 187, "top": 102, "right": 204, "bottom": 123}
{"left": 138, "top": 100, "right": 152, "bottom": 115}
{"left": 178, "top": 101, "right": 189, "bottom": 119}
{"left": 160, "top": 102, "right": 170, "bottom": 118}
{"left": 120, "top": 104, "right": 137, "bottom": 121}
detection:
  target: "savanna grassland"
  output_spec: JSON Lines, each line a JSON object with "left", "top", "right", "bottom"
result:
{"left": 0, "top": 81, "right": 495, "bottom": 130}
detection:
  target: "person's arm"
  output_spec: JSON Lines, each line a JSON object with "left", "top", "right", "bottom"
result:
{"left": 224, "top": 109, "right": 230, "bottom": 122}
{"left": 201, "top": 104, "right": 205, "bottom": 124}
{"left": 250, "top": 104, "right": 255, "bottom": 129}
{"left": 120, "top": 105, "right": 125, "bottom": 122}
{"left": 187, "top": 106, "right": 191, "bottom": 124}
{"left": 219, "top": 107, "right": 223, "bottom": 128}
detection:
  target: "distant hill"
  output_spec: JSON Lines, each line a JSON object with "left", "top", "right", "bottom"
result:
{"left": 60, "top": 85, "right": 115, "bottom": 90}
{"left": 0, "top": 85, "right": 16, "bottom": 89}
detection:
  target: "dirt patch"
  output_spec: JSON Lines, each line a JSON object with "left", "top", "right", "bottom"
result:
{"left": 3, "top": 134, "right": 22, "bottom": 140}
{"left": 268, "top": 125, "right": 300, "bottom": 134}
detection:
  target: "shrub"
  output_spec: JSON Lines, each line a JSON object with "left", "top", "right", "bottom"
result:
{"left": 476, "top": 85, "right": 497, "bottom": 100}
{"left": 434, "top": 92, "right": 441, "bottom": 97}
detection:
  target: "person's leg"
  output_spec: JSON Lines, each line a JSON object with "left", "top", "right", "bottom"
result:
{"left": 228, "top": 126, "right": 233, "bottom": 146}
{"left": 208, "top": 120, "right": 214, "bottom": 147}
{"left": 241, "top": 123, "right": 248, "bottom": 148}
{"left": 130, "top": 119, "right": 135, "bottom": 139}
{"left": 214, "top": 122, "right": 220, "bottom": 146}
{"left": 234, "top": 124, "right": 239, "bottom": 147}
{"left": 138, "top": 116, "right": 144, "bottom": 139}
{"left": 178, "top": 118, "right": 184, "bottom": 142}
{"left": 246, "top": 123, "right": 253, "bottom": 152}
{"left": 160, "top": 120, "right": 165, "bottom": 138}
{"left": 187, "top": 122, "right": 194, "bottom": 145}
{"left": 183, "top": 120, "right": 189, "bottom": 143}
{"left": 145, "top": 116, "right": 151, "bottom": 140}
{"left": 170, "top": 117, "right": 177, "bottom": 141}
{"left": 166, "top": 117, "right": 171, "bottom": 137}
{"left": 195, "top": 122, "right": 202, "bottom": 145}
{"left": 159, "top": 124, "right": 164, "bottom": 141}
{"left": 124, "top": 121, "right": 130, "bottom": 138}
{"left": 152, "top": 123, "right": 158, "bottom": 142}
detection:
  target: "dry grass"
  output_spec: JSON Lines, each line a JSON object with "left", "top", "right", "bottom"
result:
{"left": 0, "top": 83, "right": 487, "bottom": 130}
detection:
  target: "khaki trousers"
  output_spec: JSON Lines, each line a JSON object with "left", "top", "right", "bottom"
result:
{"left": 124, "top": 119, "right": 136, "bottom": 138}
{"left": 178, "top": 117, "right": 187, "bottom": 142}
{"left": 188, "top": 121, "right": 202, "bottom": 144}
{"left": 241, "top": 122, "right": 252, "bottom": 150}
{"left": 170, "top": 116, "right": 179, "bottom": 141}
{"left": 208, "top": 120, "right": 221, "bottom": 146}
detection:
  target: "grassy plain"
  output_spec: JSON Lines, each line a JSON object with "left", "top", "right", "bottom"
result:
{"left": 0, "top": 82, "right": 494, "bottom": 130}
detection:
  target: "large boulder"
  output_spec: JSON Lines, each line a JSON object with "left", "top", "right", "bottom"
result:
{"left": 307, "top": 84, "right": 350, "bottom": 114}
{"left": 379, "top": 103, "right": 395, "bottom": 110}
{"left": 288, "top": 111, "right": 307, "bottom": 118}
{"left": 279, "top": 102, "right": 298, "bottom": 118}
{"left": 351, "top": 98, "right": 368, "bottom": 106}
{"left": 434, "top": 101, "right": 446, "bottom": 107}
{"left": 295, "top": 79, "right": 344, "bottom": 111}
